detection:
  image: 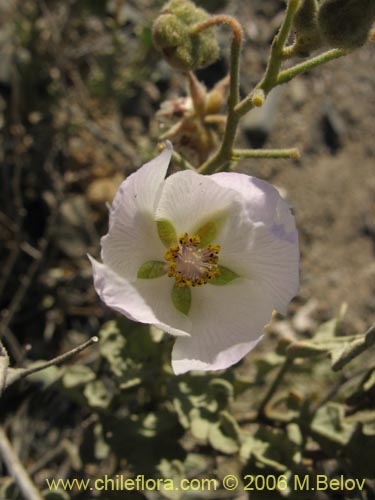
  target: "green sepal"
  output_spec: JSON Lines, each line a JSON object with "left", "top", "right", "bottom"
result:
{"left": 157, "top": 219, "right": 178, "bottom": 248}
{"left": 210, "top": 266, "right": 239, "bottom": 286}
{"left": 171, "top": 282, "right": 191, "bottom": 316}
{"left": 137, "top": 261, "right": 167, "bottom": 279}
{"left": 195, "top": 215, "right": 226, "bottom": 247}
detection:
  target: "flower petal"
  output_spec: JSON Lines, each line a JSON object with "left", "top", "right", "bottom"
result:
{"left": 155, "top": 170, "right": 239, "bottom": 236}
{"left": 243, "top": 223, "right": 299, "bottom": 315}
{"left": 101, "top": 143, "right": 172, "bottom": 281}
{"left": 171, "top": 278, "right": 272, "bottom": 374}
{"left": 211, "top": 172, "right": 298, "bottom": 244}
{"left": 89, "top": 255, "right": 191, "bottom": 336}
{"left": 215, "top": 213, "right": 299, "bottom": 315}
{"left": 111, "top": 141, "right": 173, "bottom": 220}
{"left": 210, "top": 173, "right": 299, "bottom": 315}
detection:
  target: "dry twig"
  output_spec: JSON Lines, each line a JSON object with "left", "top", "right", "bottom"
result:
{"left": 0, "top": 426, "right": 44, "bottom": 500}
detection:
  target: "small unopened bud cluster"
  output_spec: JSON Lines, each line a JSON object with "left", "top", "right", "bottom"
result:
{"left": 152, "top": 0, "right": 220, "bottom": 71}
{"left": 157, "top": 72, "right": 229, "bottom": 166}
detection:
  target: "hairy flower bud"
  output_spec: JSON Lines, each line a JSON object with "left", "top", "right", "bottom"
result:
{"left": 152, "top": 0, "right": 220, "bottom": 71}
{"left": 318, "top": 0, "right": 375, "bottom": 50}
{"left": 293, "top": 0, "right": 322, "bottom": 56}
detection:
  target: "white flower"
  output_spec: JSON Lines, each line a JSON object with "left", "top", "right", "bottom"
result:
{"left": 90, "top": 142, "right": 299, "bottom": 374}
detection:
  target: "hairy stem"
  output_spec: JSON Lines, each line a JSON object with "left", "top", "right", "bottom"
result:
{"left": 236, "top": 0, "right": 300, "bottom": 117}
{"left": 191, "top": 2, "right": 351, "bottom": 174}
{"left": 232, "top": 148, "right": 300, "bottom": 160}
{"left": 198, "top": 1, "right": 299, "bottom": 174}
{"left": 191, "top": 16, "right": 243, "bottom": 175}
{"left": 277, "top": 48, "right": 347, "bottom": 85}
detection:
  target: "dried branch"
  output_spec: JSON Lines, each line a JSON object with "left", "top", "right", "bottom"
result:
{"left": 0, "top": 341, "right": 9, "bottom": 396}
{"left": 4, "top": 336, "right": 99, "bottom": 389}
{"left": 0, "top": 426, "right": 44, "bottom": 500}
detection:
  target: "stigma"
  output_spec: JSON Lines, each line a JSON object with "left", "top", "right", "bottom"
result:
{"left": 165, "top": 233, "right": 220, "bottom": 287}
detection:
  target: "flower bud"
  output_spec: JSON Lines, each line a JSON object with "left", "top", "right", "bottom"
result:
{"left": 152, "top": 0, "right": 220, "bottom": 71}
{"left": 293, "top": 0, "right": 322, "bottom": 56}
{"left": 318, "top": 0, "right": 375, "bottom": 50}
{"left": 204, "top": 75, "right": 229, "bottom": 114}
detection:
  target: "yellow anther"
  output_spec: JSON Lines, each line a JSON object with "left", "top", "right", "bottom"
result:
{"left": 164, "top": 232, "right": 221, "bottom": 287}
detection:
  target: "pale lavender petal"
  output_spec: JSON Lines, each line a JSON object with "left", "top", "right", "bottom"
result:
{"left": 217, "top": 216, "right": 299, "bottom": 315}
{"left": 155, "top": 170, "right": 239, "bottom": 236}
{"left": 171, "top": 278, "right": 272, "bottom": 374}
{"left": 244, "top": 223, "right": 299, "bottom": 315}
{"left": 101, "top": 143, "right": 172, "bottom": 281}
{"left": 211, "top": 172, "right": 299, "bottom": 314}
{"left": 89, "top": 256, "right": 191, "bottom": 336}
{"left": 211, "top": 172, "right": 297, "bottom": 244}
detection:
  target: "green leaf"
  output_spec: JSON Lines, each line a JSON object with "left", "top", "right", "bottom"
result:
{"left": 62, "top": 365, "right": 96, "bottom": 389}
{"left": 157, "top": 219, "right": 177, "bottom": 247}
{"left": 191, "top": 412, "right": 211, "bottom": 441}
{"left": 287, "top": 341, "right": 327, "bottom": 360}
{"left": 171, "top": 283, "right": 191, "bottom": 316}
{"left": 137, "top": 260, "right": 167, "bottom": 279}
{"left": 311, "top": 402, "right": 355, "bottom": 446}
{"left": 209, "top": 266, "right": 239, "bottom": 285}
{"left": 99, "top": 321, "right": 127, "bottom": 377}
{"left": 84, "top": 379, "right": 114, "bottom": 409}
{"left": 208, "top": 413, "right": 240, "bottom": 454}
{"left": 208, "top": 379, "right": 234, "bottom": 409}
{"left": 93, "top": 423, "right": 110, "bottom": 460}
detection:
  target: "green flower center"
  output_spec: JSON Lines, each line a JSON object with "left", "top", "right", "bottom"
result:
{"left": 165, "top": 233, "right": 220, "bottom": 287}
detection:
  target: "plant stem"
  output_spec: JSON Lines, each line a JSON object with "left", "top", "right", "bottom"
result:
{"left": 190, "top": 15, "right": 242, "bottom": 110}
{"left": 277, "top": 48, "right": 347, "bottom": 85}
{"left": 198, "top": 1, "right": 299, "bottom": 174}
{"left": 236, "top": 0, "right": 300, "bottom": 117}
{"left": 0, "top": 426, "right": 44, "bottom": 500}
{"left": 194, "top": 2, "right": 348, "bottom": 174}
{"left": 4, "top": 336, "right": 99, "bottom": 388}
{"left": 171, "top": 150, "right": 195, "bottom": 171}
{"left": 232, "top": 148, "right": 300, "bottom": 160}
{"left": 191, "top": 15, "right": 243, "bottom": 175}
{"left": 332, "top": 323, "right": 375, "bottom": 371}
{"left": 258, "top": 358, "right": 293, "bottom": 418}
{"left": 0, "top": 341, "right": 9, "bottom": 396}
